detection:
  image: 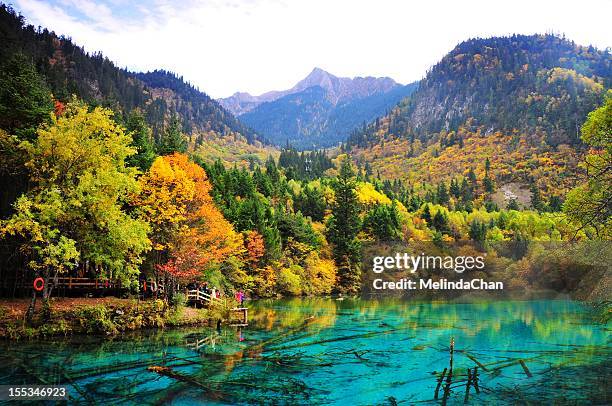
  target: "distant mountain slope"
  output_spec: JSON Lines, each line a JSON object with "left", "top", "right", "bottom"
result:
{"left": 345, "top": 34, "right": 611, "bottom": 201}
{"left": 240, "top": 86, "right": 333, "bottom": 148}
{"left": 229, "top": 68, "right": 416, "bottom": 149}
{"left": 348, "top": 34, "right": 610, "bottom": 149}
{"left": 219, "top": 67, "right": 400, "bottom": 116}
{"left": 0, "top": 4, "right": 261, "bottom": 144}
{"left": 327, "top": 83, "right": 418, "bottom": 142}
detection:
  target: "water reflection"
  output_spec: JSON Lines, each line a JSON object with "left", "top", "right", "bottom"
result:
{"left": 0, "top": 299, "right": 609, "bottom": 405}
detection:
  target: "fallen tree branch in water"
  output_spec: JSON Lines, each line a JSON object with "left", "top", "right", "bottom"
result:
{"left": 265, "top": 327, "right": 401, "bottom": 352}
{"left": 465, "top": 353, "right": 489, "bottom": 371}
{"left": 147, "top": 366, "right": 229, "bottom": 401}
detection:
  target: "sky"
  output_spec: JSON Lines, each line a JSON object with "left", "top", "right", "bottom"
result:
{"left": 11, "top": 0, "right": 612, "bottom": 98}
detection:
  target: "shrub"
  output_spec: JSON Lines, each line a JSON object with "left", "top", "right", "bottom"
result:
{"left": 74, "top": 305, "right": 117, "bottom": 335}
{"left": 170, "top": 293, "right": 187, "bottom": 308}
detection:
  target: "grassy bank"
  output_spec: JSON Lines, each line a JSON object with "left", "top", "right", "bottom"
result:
{"left": 0, "top": 297, "right": 218, "bottom": 340}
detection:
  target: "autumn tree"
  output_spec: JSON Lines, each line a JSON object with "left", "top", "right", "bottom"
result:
{"left": 0, "top": 101, "right": 150, "bottom": 316}
{"left": 563, "top": 93, "right": 612, "bottom": 238}
{"left": 244, "top": 230, "right": 266, "bottom": 268}
{"left": 135, "top": 153, "right": 243, "bottom": 291}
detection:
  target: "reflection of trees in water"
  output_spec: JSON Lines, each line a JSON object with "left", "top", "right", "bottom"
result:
{"left": 0, "top": 300, "right": 609, "bottom": 404}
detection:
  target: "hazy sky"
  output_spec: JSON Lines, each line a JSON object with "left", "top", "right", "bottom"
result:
{"left": 12, "top": 0, "right": 612, "bottom": 98}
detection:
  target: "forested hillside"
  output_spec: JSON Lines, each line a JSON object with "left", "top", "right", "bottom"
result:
{"left": 347, "top": 34, "right": 609, "bottom": 148}
{"left": 135, "top": 70, "right": 260, "bottom": 143}
{"left": 345, "top": 34, "right": 610, "bottom": 207}
{"left": 0, "top": 4, "right": 261, "bottom": 144}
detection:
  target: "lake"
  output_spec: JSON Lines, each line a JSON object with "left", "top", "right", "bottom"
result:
{"left": 1, "top": 299, "right": 609, "bottom": 404}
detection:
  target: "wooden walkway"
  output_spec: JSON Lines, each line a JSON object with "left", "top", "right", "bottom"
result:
{"left": 186, "top": 289, "right": 249, "bottom": 325}
{"left": 230, "top": 307, "right": 248, "bottom": 325}
{"left": 186, "top": 289, "right": 216, "bottom": 306}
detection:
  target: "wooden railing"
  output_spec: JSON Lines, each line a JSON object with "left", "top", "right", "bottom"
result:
{"left": 6, "top": 277, "right": 122, "bottom": 290}
{"left": 54, "top": 277, "right": 121, "bottom": 289}
{"left": 186, "top": 289, "right": 216, "bottom": 303}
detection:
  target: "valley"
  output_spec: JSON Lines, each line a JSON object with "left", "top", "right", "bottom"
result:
{"left": 0, "top": 3, "right": 610, "bottom": 304}
{"left": 0, "top": 2, "right": 610, "bottom": 404}
{"left": 221, "top": 67, "right": 418, "bottom": 148}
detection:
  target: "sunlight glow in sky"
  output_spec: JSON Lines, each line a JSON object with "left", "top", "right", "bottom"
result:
{"left": 11, "top": 0, "right": 612, "bottom": 98}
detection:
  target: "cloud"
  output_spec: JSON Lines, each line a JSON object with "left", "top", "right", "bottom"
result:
{"left": 12, "top": 0, "right": 612, "bottom": 98}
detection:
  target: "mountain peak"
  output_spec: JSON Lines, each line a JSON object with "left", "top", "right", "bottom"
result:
{"left": 305, "top": 67, "right": 334, "bottom": 80}
{"left": 294, "top": 67, "right": 337, "bottom": 94}
{"left": 219, "top": 68, "right": 400, "bottom": 116}
{"left": 310, "top": 67, "right": 329, "bottom": 75}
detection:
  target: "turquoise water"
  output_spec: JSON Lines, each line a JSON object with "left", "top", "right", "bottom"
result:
{"left": 0, "top": 299, "right": 610, "bottom": 404}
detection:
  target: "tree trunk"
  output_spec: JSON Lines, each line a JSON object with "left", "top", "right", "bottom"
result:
{"left": 25, "top": 288, "right": 36, "bottom": 324}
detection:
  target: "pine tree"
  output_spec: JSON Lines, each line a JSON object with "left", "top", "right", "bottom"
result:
{"left": 265, "top": 155, "right": 280, "bottom": 184}
{"left": 483, "top": 175, "right": 495, "bottom": 194}
{"left": 450, "top": 178, "right": 461, "bottom": 198}
{"left": 157, "top": 116, "right": 187, "bottom": 155}
{"left": 0, "top": 53, "right": 53, "bottom": 140}
{"left": 432, "top": 210, "right": 450, "bottom": 234}
{"left": 484, "top": 199, "right": 499, "bottom": 212}
{"left": 422, "top": 204, "right": 432, "bottom": 224}
{"left": 326, "top": 157, "right": 361, "bottom": 294}
{"left": 363, "top": 203, "right": 401, "bottom": 242}
{"left": 461, "top": 178, "right": 474, "bottom": 202}
{"left": 125, "top": 110, "right": 156, "bottom": 171}
{"left": 437, "top": 182, "right": 449, "bottom": 204}
{"left": 469, "top": 220, "right": 487, "bottom": 242}
{"left": 294, "top": 185, "right": 326, "bottom": 222}
{"left": 548, "top": 195, "right": 563, "bottom": 212}
{"left": 507, "top": 199, "right": 520, "bottom": 210}
{"left": 467, "top": 168, "right": 477, "bottom": 184}
{"left": 530, "top": 183, "right": 543, "bottom": 211}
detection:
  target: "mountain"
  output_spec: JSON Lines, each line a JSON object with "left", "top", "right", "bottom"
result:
{"left": 0, "top": 4, "right": 262, "bottom": 145}
{"left": 345, "top": 34, "right": 610, "bottom": 202}
{"left": 133, "top": 70, "right": 261, "bottom": 144}
{"left": 348, "top": 34, "right": 610, "bottom": 149}
{"left": 220, "top": 67, "right": 400, "bottom": 115}
{"left": 222, "top": 68, "right": 416, "bottom": 149}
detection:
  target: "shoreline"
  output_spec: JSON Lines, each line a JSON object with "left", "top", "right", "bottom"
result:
{"left": 1, "top": 295, "right": 608, "bottom": 341}
{"left": 0, "top": 297, "right": 214, "bottom": 340}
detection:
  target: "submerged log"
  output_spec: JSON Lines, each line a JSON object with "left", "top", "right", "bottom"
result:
{"left": 266, "top": 327, "right": 401, "bottom": 352}
{"left": 442, "top": 350, "right": 453, "bottom": 406}
{"left": 473, "top": 367, "right": 480, "bottom": 394}
{"left": 519, "top": 359, "right": 532, "bottom": 377}
{"left": 465, "top": 353, "right": 489, "bottom": 371}
{"left": 464, "top": 368, "right": 472, "bottom": 404}
{"left": 434, "top": 367, "right": 447, "bottom": 399}
{"left": 147, "top": 365, "right": 228, "bottom": 401}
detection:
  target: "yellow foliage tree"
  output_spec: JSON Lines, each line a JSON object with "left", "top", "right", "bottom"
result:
{"left": 134, "top": 153, "right": 243, "bottom": 283}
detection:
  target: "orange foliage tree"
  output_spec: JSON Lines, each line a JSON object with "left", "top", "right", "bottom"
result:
{"left": 244, "top": 230, "right": 265, "bottom": 267}
{"left": 134, "top": 153, "right": 243, "bottom": 285}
